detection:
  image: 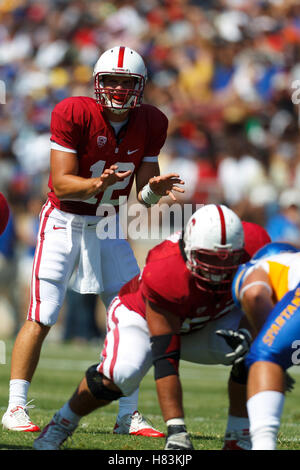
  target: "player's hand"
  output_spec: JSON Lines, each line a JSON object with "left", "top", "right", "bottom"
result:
{"left": 216, "top": 328, "right": 252, "bottom": 365}
{"left": 149, "top": 173, "right": 185, "bottom": 201}
{"left": 97, "top": 165, "right": 132, "bottom": 192}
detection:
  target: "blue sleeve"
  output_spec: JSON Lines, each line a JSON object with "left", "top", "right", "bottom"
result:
{"left": 231, "top": 262, "right": 253, "bottom": 308}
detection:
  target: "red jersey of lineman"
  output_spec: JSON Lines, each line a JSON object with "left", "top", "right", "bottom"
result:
{"left": 119, "top": 222, "right": 271, "bottom": 328}
{"left": 48, "top": 96, "right": 168, "bottom": 215}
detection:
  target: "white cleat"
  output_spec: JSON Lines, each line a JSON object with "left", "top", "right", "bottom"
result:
{"left": 2, "top": 400, "right": 41, "bottom": 432}
{"left": 33, "top": 412, "right": 77, "bottom": 450}
{"left": 113, "top": 410, "right": 165, "bottom": 437}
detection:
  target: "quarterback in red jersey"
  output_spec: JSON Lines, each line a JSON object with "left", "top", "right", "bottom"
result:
{"left": 33, "top": 205, "right": 271, "bottom": 450}
{"left": 2, "top": 46, "right": 184, "bottom": 436}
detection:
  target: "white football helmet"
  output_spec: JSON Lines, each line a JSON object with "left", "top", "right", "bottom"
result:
{"left": 93, "top": 46, "right": 147, "bottom": 114}
{"left": 183, "top": 204, "right": 245, "bottom": 293}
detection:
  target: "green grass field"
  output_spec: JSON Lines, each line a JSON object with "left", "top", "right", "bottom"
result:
{"left": 0, "top": 339, "right": 300, "bottom": 451}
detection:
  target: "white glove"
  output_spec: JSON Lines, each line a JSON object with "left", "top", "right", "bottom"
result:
{"left": 216, "top": 328, "right": 252, "bottom": 365}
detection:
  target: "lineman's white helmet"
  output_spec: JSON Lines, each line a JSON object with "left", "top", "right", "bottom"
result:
{"left": 183, "top": 204, "right": 245, "bottom": 293}
{"left": 93, "top": 46, "right": 147, "bottom": 114}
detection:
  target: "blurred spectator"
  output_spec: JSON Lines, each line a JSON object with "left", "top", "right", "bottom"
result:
{"left": 0, "top": 210, "right": 18, "bottom": 337}
{"left": 216, "top": 127, "right": 268, "bottom": 208}
{"left": 16, "top": 193, "right": 43, "bottom": 322}
{"left": 1, "top": 0, "right": 300, "bottom": 338}
{"left": 265, "top": 187, "right": 300, "bottom": 245}
{"left": 63, "top": 290, "right": 104, "bottom": 344}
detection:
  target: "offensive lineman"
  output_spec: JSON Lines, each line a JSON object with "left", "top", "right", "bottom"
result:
{"left": 2, "top": 46, "right": 184, "bottom": 436}
{"left": 32, "top": 205, "right": 271, "bottom": 450}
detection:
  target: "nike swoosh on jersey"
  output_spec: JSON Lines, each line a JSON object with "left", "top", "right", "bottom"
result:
{"left": 127, "top": 149, "right": 139, "bottom": 155}
{"left": 53, "top": 226, "right": 66, "bottom": 230}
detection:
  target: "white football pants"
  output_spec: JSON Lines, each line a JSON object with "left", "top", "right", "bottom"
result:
{"left": 98, "top": 296, "right": 243, "bottom": 396}
{"left": 27, "top": 201, "right": 140, "bottom": 326}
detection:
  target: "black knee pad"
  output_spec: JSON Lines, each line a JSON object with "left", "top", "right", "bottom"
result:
{"left": 151, "top": 334, "right": 180, "bottom": 380}
{"left": 85, "top": 364, "right": 123, "bottom": 401}
{"left": 230, "top": 359, "right": 249, "bottom": 385}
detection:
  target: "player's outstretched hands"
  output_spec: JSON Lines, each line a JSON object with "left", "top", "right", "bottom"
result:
{"left": 149, "top": 173, "right": 185, "bottom": 201}
{"left": 97, "top": 165, "right": 132, "bottom": 192}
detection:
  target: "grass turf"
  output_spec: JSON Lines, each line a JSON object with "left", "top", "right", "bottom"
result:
{"left": 0, "top": 339, "right": 300, "bottom": 452}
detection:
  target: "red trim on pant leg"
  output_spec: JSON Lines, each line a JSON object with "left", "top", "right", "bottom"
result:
{"left": 98, "top": 299, "right": 121, "bottom": 379}
{"left": 98, "top": 336, "right": 108, "bottom": 375}
{"left": 109, "top": 301, "right": 121, "bottom": 381}
{"left": 27, "top": 202, "right": 49, "bottom": 321}
{"left": 28, "top": 203, "right": 54, "bottom": 322}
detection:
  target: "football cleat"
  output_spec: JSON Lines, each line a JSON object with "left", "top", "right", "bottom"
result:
{"left": 113, "top": 410, "right": 165, "bottom": 437}
{"left": 165, "top": 425, "right": 194, "bottom": 450}
{"left": 2, "top": 400, "right": 41, "bottom": 432}
{"left": 222, "top": 429, "right": 251, "bottom": 450}
{"left": 33, "top": 412, "right": 77, "bottom": 450}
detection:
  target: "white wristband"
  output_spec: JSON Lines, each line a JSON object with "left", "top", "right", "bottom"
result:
{"left": 141, "top": 183, "right": 162, "bottom": 205}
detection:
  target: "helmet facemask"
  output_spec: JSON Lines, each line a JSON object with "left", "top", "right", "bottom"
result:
{"left": 186, "top": 247, "right": 246, "bottom": 294}
{"left": 94, "top": 72, "right": 145, "bottom": 114}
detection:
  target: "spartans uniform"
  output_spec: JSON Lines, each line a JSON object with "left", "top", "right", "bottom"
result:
{"left": 98, "top": 222, "right": 271, "bottom": 396}
{"left": 28, "top": 97, "right": 168, "bottom": 325}
{"left": 233, "top": 251, "right": 300, "bottom": 370}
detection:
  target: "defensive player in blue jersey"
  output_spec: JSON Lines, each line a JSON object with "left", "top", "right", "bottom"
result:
{"left": 232, "top": 242, "right": 300, "bottom": 450}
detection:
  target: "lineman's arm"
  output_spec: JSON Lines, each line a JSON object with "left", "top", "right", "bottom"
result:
{"left": 146, "top": 299, "right": 181, "bottom": 336}
{"left": 146, "top": 299, "right": 183, "bottom": 422}
{"left": 239, "top": 267, "right": 274, "bottom": 337}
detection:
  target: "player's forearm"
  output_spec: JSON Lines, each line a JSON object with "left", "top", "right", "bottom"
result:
{"left": 242, "top": 293, "right": 274, "bottom": 337}
{"left": 156, "top": 375, "right": 184, "bottom": 422}
{"left": 52, "top": 174, "right": 102, "bottom": 200}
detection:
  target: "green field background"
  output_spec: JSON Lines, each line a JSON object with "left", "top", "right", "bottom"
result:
{"left": 0, "top": 340, "right": 299, "bottom": 451}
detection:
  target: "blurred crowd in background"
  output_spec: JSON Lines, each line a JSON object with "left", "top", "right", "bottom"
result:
{"left": 1, "top": 0, "right": 300, "bottom": 341}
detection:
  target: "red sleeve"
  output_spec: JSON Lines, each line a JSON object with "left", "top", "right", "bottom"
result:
{"left": 242, "top": 221, "right": 271, "bottom": 259}
{"left": 144, "top": 106, "right": 168, "bottom": 156}
{"left": 50, "top": 98, "right": 84, "bottom": 150}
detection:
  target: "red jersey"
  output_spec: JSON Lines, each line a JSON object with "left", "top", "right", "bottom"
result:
{"left": 119, "top": 222, "right": 271, "bottom": 333}
{"left": 48, "top": 97, "right": 168, "bottom": 215}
